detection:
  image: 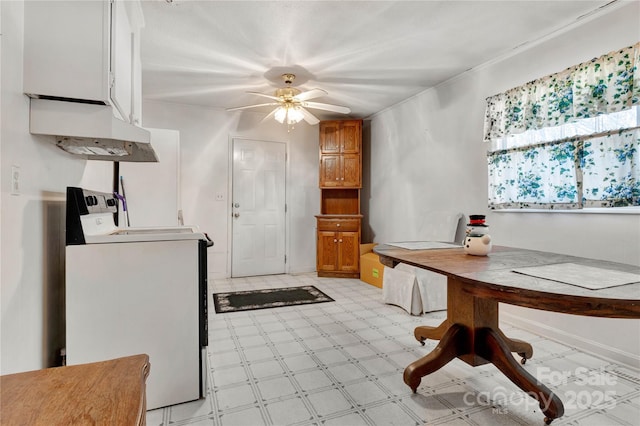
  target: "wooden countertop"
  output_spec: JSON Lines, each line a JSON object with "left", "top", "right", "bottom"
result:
{"left": 1, "top": 354, "right": 150, "bottom": 426}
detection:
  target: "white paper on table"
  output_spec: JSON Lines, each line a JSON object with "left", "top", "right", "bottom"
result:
{"left": 385, "top": 241, "right": 462, "bottom": 250}
{"left": 512, "top": 262, "right": 640, "bottom": 290}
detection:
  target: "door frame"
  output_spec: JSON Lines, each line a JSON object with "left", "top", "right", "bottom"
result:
{"left": 226, "top": 136, "right": 290, "bottom": 278}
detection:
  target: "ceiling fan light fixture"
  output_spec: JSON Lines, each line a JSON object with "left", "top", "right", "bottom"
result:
{"left": 226, "top": 73, "right": 350, "bottom": 127}
{"left": 274, "top": 106, "right": 287, "bottom": 124}
{"left": 274, "top": 105, "right": 304, "bottom": 124}
{"left": 288, "top": 107, "right": 304, "bottom": 124}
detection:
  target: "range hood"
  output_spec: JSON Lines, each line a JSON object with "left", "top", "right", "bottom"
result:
{"left": 29, "top": 99, "right": 158, "bottom": 162}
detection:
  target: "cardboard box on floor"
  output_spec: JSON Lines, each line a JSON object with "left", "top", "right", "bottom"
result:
{"left": 360, "top": 243, "right": 384, "bottom": 288}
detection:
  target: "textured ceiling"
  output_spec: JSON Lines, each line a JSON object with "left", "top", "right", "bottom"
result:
{"left": 140, "top": 0, "right": 613, "bottom": 120}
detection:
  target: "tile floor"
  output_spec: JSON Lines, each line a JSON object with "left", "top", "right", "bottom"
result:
{"left": 147, "top": 273, "right": 640, "bottom": 426}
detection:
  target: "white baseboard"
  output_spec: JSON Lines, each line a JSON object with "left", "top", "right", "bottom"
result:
{"left": 288, "top": 268, "right": 316, "bottom": 275}
{"left": 501, "top": 311, "right": 640, "bottom": 371}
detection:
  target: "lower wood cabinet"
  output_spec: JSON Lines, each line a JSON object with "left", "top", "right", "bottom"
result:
{"left": 316, "top": 216, "right": 361, "bottom": 278}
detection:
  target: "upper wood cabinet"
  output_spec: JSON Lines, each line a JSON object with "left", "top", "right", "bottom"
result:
{"left": 319, "top": 120, "right": 362, "bottom": 188}
{"left": 320, "top": 120, "right": 361, "bottom": 154}
{"left": 23, "top": 0, "right": 144, "bottom": 124}
{"left": 320, "top": 154, "right": 361, "bottom": 187}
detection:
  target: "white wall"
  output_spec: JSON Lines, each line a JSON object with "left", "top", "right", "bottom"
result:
{"left": 142, "top": 101, "right": 320, "bottom": 278}
{"left": 1, "top": 1, "right": 97, "bottom": 373}
{"left": 366, "top": 2, "right": 640, "bottom": 366}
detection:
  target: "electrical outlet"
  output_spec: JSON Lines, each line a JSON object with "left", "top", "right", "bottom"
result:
{"left": 215, "top": 193, "right": 225, "bottom": 201}
{"left": 11, "top": 165, "right": 20, "bottom": 195}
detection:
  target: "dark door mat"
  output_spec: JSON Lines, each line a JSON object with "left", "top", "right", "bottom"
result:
{"left": 213, "top": 285, "right": 334, "bottom": 313}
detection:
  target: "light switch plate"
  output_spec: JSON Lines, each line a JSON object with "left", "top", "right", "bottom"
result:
{"left": 11, "top": 165, "right": 20, "bottom": 195}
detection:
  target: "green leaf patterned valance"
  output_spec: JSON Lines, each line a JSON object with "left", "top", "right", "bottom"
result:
{"left": 484, "top": 43, "right": 640, "bottom": 142}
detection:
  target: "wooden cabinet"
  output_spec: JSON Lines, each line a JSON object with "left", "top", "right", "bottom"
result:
{"left": 317, "top": 219, "right": 361, "bottom": 275}
{"left": 320, "top": 120, "right": 361, "bottom": 154}
{"left": 316, "top": 119, "right": 363, "bottom": 278}
{"left": 320, "top": 154, "right": 361, "bottom": 187}
{"left": 23, "top": 0, "right": 144, "bottom": 124}
{"left": 319, "top": 120, "right": 362, "bottom": 188}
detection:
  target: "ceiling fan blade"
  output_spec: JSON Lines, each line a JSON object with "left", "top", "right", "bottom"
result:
{"left": 260, "top": 107, "right": 279, "bottom": 123}
{"left": 302, "top": 101, "right": 351, "bottom": 114}
{"left": 293, "top": 88, "right": 328, "bottom": 102}
{"left": 247, "top": 91, "right": 281, "bottom": 101}
{"left": 299, "top": 107, "right": 320, "bottom": 125}
{"left": 226, "top": 102, "right": 279, "bottom": 112}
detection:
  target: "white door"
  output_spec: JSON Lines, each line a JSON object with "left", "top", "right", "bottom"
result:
{"left": 232, "top": 139, "right": 286, "bottom": 277}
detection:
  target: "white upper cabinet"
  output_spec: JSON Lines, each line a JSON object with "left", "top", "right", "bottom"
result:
{"left": 23, "top": 0, "right": 144, "bottom": 124}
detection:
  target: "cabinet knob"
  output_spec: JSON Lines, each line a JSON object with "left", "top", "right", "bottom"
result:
{"left": 341, "top": 178, "right": 344, "bottom": 180}
{"left": 336, "top": 223, "right": 340, "bottom": 227}
{"left": 333, "top": 239, "right": 337, "bottom": 243}
{"left": 336, "top": 177, "right": 339, "bottom": 180}
{"left": 339, "top": 239, "right": 343, "bottom": 243}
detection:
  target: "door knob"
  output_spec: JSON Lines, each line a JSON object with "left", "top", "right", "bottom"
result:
{"left": 234, "top": 203, "right": 240, "bottom": 208}
{"left": 234, "top": 212, "right": 240, "bottom": 218}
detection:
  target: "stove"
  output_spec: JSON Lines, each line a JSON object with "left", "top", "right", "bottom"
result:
{"left": 65, "top": 186, "right": 212, "bottom": 244}
{"left": 64, "top": 186, "right": 211, "bottom": 409}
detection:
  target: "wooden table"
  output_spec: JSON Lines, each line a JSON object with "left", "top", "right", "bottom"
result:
{"left": 374, "top": 244, "right": 640, "bottom": 424}
{"left": 1, "top": 354, "right": 150, "bottom": 425}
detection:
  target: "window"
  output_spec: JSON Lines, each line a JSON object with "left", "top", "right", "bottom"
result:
{"left": 483, "top": 43, "right": 639, "bottom": 210}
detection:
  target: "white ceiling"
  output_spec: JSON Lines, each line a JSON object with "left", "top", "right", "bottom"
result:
{"left": 139, "top": 0, "right": 612, "bottom": 120}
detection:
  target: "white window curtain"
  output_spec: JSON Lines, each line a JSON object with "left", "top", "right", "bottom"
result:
{"left": 484, "top": 43, "right": 640, "bottom": 209}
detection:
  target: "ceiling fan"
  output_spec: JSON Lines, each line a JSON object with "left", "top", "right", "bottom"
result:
{"left": 226, "top": 74, "right": 351, "bottom": 125}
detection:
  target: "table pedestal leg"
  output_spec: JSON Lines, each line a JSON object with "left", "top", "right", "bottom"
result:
{"left": 404, "top": 324, "right": 469, "bottom": 392}
{"left": 413, "top": 322, "right": 532, "bottom": 360}
{"left": 477, "top": 328, "right": 564, "bottom": 424}
{"left": 414, "top": 320, "right": 450, "bottom": 345}
{"left": 496, "top": 328, "right": 533, "bottom": 364}
{"left": 403, "top": 277, "right": 562, "bottom": 424}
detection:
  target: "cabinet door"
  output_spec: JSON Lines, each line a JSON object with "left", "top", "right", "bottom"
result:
{"left": 110, "top": 0, "right": 134, "bottom": 122}
{"left": 337, "top": 232, "right": 360, "bottom": 272}
{"left": 341, "top": 154, "right": 361, "bottom": 188}
{"left": 23, "top": 1, "right": 109, "bottom": 101}
{"left": 317, "top": 231, "right": 339, "bottom": 272}
{"left": 319, "top": 122, "right": 341, "bottom": 154}
{"left": 341, "top": 121, "right": 361, "bottom": 154}
{"left": 320, "top": 155, "right": 341, "bottom": 187}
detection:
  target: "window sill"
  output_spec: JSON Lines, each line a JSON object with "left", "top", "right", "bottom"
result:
{"left": 493, "top": 207, "right": 640, "bottom": 215}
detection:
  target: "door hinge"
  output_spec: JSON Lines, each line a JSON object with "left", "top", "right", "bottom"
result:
{"left": 284, "top": 255, "right": 287, "bottom": 264}
{"left": 108, "top": 72, "right": 115, "bottom": 88}
{"left": 285, "top": 204, "right": 287, "bottom": 213}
